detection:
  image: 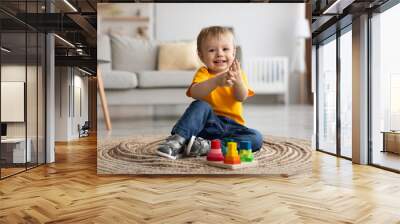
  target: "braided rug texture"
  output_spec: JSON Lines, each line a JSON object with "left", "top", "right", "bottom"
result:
{"left": 97, "top": 135, "right": 312, "bottom": 175}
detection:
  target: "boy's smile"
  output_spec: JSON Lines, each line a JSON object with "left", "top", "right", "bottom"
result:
{"left": 213, "top": 59, "right": 227, "bottom": 64}
{"left": 212, "top": 58, "right": 228, "bottom": 70}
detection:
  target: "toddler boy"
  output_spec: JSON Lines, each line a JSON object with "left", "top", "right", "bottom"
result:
{"left": 157, "top": 26, "right": 263, "bottom": 159}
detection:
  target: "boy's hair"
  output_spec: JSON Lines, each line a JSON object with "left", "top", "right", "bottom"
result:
{"left": 197, "top": 26, "right": 235, "bottom": 51}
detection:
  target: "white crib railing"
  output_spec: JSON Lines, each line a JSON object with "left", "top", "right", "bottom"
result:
{"left": 243, "top": 57, "right": 289, "bottom": 104}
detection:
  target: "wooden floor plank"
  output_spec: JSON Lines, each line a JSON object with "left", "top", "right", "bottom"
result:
{"left": 0, "top": 135, "right": 400, "bottom": 223}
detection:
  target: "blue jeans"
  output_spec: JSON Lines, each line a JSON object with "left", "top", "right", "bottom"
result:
{"left": 171, "top": 100, "right": 263, "bottom": 151}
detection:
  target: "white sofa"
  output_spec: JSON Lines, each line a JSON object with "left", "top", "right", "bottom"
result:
{"left": 98, "top": 34, "right": 197, "bottom": 118}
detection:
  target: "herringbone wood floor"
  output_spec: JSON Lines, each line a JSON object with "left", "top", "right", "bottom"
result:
{"left": 1, "top": 135, "right": 400, "bottom": 224}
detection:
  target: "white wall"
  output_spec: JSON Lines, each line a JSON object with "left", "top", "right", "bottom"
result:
{"left": 55, "top": 67, "right": 70, "bottom": 141}
{"left": 72, "top": 74, "right": 89, "bottom": 138}
{"left": 55, "top": 67, "right": 89, "bottom": 141}
{"left": 154, "top": 3, "right": 304, "bottom": 63}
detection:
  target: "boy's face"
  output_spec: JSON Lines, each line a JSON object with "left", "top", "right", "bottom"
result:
{"left": 198, "top": 33, "right": 236, "bottom": 74}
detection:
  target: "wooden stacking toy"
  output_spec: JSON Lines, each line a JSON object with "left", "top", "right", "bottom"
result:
{"left": 206, "top": 139, "right": 258, "bottom": 170}
{"left": 206, "top": 139, "right": 224, "bottom": 161}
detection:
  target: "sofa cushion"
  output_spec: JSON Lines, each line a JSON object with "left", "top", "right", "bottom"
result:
{"left": 110, "top": 34, "right": 158, "bottom": 73}
{"left": 104, "top": 88, "right": 193, "bottom": 106}
{"left": 102, "top": 70, "right": 138, "bottom": 90}
{"left": 137, "top": 70, "right": 194, "bottom": 88}
{"left": 158, "top": 41, "right": 202, "bottom": 70}
{"left": 97, "top": 35, "right": 112, "bottom": 72}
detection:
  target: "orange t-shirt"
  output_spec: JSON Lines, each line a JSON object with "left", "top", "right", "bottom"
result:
{"left": 186, "top": 66, "right": 254, "bottom": 125}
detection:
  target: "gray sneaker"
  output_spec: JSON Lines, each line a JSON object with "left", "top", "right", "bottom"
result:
{"left": 185, "top": 136, "right": 211, "bottom": 157}
{"left": 156, "top": 134, "right": 186, "bottom": 160}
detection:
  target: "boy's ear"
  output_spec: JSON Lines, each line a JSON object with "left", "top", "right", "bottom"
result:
{"left": 197, "top": 50, "right": 203, "bottom": 61}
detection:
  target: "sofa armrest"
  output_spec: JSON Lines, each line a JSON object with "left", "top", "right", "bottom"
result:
{"left": 102, "top": 70, "right": 138, "bottom": 90}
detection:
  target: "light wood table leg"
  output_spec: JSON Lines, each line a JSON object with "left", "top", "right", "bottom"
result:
{"left": 97, "top": 65, "right": 112, "bottom": 131}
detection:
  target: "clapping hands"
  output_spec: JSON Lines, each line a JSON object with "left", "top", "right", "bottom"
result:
{"left": 217, "top": 59, "right": 242, "bottom": 87}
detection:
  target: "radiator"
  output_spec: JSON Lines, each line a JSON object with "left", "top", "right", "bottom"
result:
{"left": 243, "top": 57, "right": 289, "bottom": 104}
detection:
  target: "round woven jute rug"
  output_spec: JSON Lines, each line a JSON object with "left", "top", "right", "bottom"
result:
{"left": 97, "top": 135, "right": 312, "bottom": 175}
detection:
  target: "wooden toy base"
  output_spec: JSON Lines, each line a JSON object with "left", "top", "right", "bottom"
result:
{"left": 206, "top": 160, "right": 258, "bottom": 170}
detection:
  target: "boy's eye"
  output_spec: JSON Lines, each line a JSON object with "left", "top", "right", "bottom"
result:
{"left": 208, "top": 49, "right": 215, "bottom": 52}
{"left": 223, "top": 48, "right": 230, "bottom": 51}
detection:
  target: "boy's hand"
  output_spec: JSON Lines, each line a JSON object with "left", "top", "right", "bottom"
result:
{"left": 216, "top": 72, "right": 234, "bottom": 87}
{"left": 227, "top": 59, "right": 243, "bottom": 85}
{"left": 215, "top": 60, "right": 242, "bottom": 87}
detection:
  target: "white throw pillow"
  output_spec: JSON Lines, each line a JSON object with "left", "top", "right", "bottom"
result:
{"left": 110, "top": 34, "right": 158, "bottom": 73}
